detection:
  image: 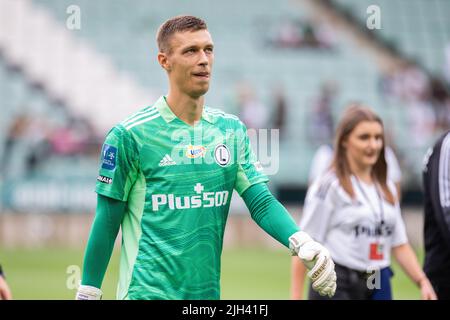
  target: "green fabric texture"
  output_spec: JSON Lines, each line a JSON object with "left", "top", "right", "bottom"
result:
{"left": 81, "top": 183, "right": 299, "bottom": 291}
{"left": 242, "top": 183, "right": 300, "bottom": 248}
{"left": 81, "top": 194, "right": 125, "bottom": 288}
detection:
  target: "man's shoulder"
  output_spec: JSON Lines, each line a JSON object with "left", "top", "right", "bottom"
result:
{"left": 118, "top": 105, "right": 161, "bottom": 131}
{"left": 438, "top": 131, "right": 450, "bottom": 151}
{"left": 425, "top": 130, "right": 450, "bottom": 170}
{"left": 204, "top": 106, "right": 242, "bottom": 126}
{"left": 103, "top": 105, "right": 161, "bottom": 141}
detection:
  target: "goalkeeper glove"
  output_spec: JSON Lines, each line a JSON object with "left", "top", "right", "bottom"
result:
{"left": 289, "top": 231, "right": 337, "bottom": 297}
{"left": 75, "top": 284, "right": 103, "bottom": 300}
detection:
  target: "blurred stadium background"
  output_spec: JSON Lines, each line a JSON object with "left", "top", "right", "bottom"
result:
{"left": 0, "top": 0, "right": 449, "bottom": 299}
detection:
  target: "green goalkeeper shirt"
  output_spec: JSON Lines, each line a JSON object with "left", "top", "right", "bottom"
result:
{"left": 96, "top": 96, "right": 269, "bottom": 300}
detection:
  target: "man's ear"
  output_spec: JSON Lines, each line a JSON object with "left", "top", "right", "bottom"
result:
{"left": 158, "top": 52, "right": 171, "bottom": 71}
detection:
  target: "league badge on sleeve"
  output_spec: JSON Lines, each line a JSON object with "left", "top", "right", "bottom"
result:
{"left": 101, "top": 144, "right": 117, "bottom": 170}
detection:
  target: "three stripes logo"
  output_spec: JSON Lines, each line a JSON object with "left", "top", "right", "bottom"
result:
{"left": 159, "top": 154, "right": 176, "bottom": 167}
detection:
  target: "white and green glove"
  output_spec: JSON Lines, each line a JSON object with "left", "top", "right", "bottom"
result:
{"left": 289, "top": 231, "right": 337, "bottom": 297}
{"left": 75, "top": 284, "right": 103, "bottom": 300}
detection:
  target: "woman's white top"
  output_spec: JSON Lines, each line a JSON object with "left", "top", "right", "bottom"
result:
{"left": 299, "top": 172, "right": 408, "bottom": 272}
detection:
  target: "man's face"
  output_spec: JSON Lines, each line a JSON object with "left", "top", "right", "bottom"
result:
{"left": 162, "top": 29, "right": 214, "bottom": 98}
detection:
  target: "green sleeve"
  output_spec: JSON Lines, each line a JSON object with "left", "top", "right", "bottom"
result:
{"left": 81, "top": 194, "right": 126, "bottom": 288}
{"left": 234, "top": 121, "right": 269, "bottom": 195}
{"left": 96, "top": 125, "right": 139, "bottom": 202}
{"left": 242, "top": 182, "right": 300, "bottom": 248}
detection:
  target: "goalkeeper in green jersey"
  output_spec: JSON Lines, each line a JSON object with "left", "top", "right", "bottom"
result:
{"left": 76, "top": 15, "right": 336, "bottom": 300}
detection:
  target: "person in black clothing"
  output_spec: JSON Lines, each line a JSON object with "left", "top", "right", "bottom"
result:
{"left": 423, "top": 131, "right": 450, "bottom": 299}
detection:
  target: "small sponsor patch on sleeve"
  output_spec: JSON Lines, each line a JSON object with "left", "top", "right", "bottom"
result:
{"left": 97, "top": 175, "right": 113, "bottom": 184}
{"left": 101, "top": 144, "right": 117, "bottom": 170}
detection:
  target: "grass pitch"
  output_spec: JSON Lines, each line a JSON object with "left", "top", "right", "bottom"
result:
{"left": 0, "top": 246, "right": 422, "bottom": 300}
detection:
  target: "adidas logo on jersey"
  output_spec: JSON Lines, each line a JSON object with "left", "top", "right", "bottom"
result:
{"left": 159, "top": 154, "right": 176, "bottom": 166}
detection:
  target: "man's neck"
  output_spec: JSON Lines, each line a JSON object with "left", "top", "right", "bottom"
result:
{"left": 166, "top": 90, "right": 204, "bottom": 126}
